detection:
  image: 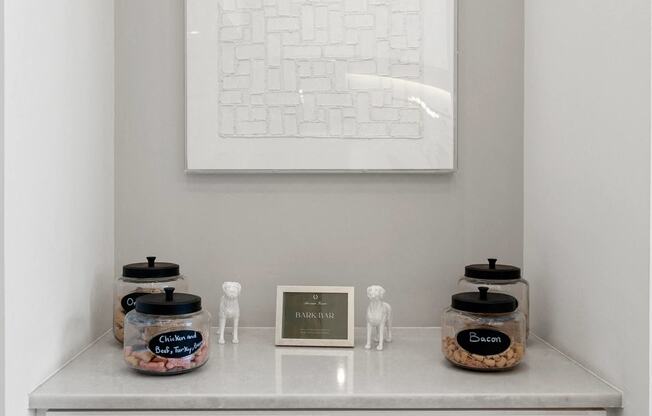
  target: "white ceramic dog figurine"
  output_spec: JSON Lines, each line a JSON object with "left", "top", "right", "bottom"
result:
{"left": 365, "top": 285, "right": 392, "bottom": 351}
{"left": 218, "top": 281, "right": 241, "bottom": 344}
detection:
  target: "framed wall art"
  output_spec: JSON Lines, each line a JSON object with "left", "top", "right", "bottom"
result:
{"left": 275, "top": 285, "right": 355, "bottom": 347}
{"left": 186, "top": 0, "right": 457, "bottom": 172}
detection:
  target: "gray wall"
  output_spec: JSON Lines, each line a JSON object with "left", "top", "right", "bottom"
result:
{"left": 524, "top": 1, "right": 650, "bottom": 415}
{"left": 115, "top": 0, "right": 524, "bottom": 326}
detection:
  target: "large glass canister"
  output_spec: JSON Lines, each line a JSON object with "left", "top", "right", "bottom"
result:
{"left": 458, "top": 258, "right": 529, "bottom": 337}
{"left": 442, "top": 287, "right": 526, "bottom": 371}
{"left": 123, "top": 287, "right": 210, "bottom": 375}
{"left": 113, "top": 256, "right": 188, "bottom": 343}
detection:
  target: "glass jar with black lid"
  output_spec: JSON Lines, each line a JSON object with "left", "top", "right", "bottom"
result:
{"left": 458, "top": 258, "right": 529, "bottom": 338}
{"left": 113, "top": 256, "right": 188, "bottom": 343}
{"left": 442, "top": 287, "right": 526, "bottom": 371}
{"left": 123, "top": 287, "right": 210, "bottom": 375}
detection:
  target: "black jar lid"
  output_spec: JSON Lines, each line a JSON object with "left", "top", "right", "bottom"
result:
{"left": 464, "top": 258, "right": 521, "bottom": 280}
{"left": 451, "top": 287, "right": 518, "bottom": 313}
{"left": 123, "top": 256, "right": 180, "bottom": 279}
{"left": 135, "top": 287, "right": 202, "bottom": 315}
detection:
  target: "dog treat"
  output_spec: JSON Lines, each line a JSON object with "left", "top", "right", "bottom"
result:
{"left": 442, "top": 336, "right": 524, "bottom": 370}
{"left": 113, "top": 257, "right": 187, "bottom": 343}
{"left": 123, "top": 288, "right": 210, "bottom": 375}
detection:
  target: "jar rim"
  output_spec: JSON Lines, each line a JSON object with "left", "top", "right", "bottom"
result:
{"left": 465, "top": 258, "right": 521, "bottom": 280}
{"left": 135, "top": 288, "right": 202, "bottom": 315}
{"left": 451, "top": 287, "right": 518, "bottom": 313}
{"left": 120, "top": 274, "right": 183, "bottom": 283}
{"left": 123, "top": 256, "right": 180, "bottom": 279}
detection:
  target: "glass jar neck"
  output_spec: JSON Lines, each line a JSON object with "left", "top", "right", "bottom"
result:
{"left": 463, "top": 276, "right": 523, "bottom": 284}
{"left": 121, "top": 275, "right": 182, "bottom": 284}
{"left": 136, "top": 310, "right": 203, "bottom": 320}
{"left": 452, "top": 307, "right": 516, "bottom": 318}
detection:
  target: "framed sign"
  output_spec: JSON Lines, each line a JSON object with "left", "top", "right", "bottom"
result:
{"left": 275, "top": 286, "right": 354, "bottom": 347}
{"left": 185, "top": 0, "right": 457, "bottom": 172}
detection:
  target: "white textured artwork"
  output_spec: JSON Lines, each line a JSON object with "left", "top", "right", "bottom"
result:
{"left": 217, "top": 0, "right": 424, "bottom": 139}
{"left": 186, "top": 0, "right": 455, "bottom": 171}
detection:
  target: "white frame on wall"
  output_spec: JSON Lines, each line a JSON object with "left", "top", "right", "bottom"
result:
{"left": 185, "top": 0, "right": 458, "bottom": 173}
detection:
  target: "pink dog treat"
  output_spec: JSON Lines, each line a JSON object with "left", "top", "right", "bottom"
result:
{"left": 165, "top": 357, "right": 194, "bottom": 370}
{"left": 139, "top": 360, "right": 166, "bottom": 372}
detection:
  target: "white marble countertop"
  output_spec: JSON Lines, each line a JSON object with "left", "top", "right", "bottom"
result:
{"left": 29, "top": 327, "right": 621, "bottom": 411}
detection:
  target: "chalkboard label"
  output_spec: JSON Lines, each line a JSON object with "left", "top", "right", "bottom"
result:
{"left": 148, "top": 330, "right": 204, "bottom": 359}
{"left": 120, "top": 292, "right": 149, "bottom": 313}
{"left": 456, "top": 329, "right": 511, "bottom": 356}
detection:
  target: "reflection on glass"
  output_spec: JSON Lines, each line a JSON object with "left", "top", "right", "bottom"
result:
{"left": 345, "top": 73, "right": 452, "bottom": 122}
{"left": 275, "top": 348, "right": 354, "bottom": 394}
{"left": 337, "top": 365, "right": 346, "bottom": 386}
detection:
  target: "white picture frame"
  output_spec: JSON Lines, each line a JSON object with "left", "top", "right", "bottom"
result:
{"left": 185, "top": 0, "right": 457, "bottom": 173}
{"left": 275, "top": 285, "right": 355, "bottom": 347}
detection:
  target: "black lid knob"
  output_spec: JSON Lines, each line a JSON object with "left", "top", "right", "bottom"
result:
{"left": 478, "top": 286, "right": 489, "bottom": 300}
{"left": 147, "top": 256, "right": 156, "bottom": 267}
{"left": 488, "top": 258, "right": 497, "bottom": 269}
{"left": 164, "top": 287, "right": 174, "bottom": 301}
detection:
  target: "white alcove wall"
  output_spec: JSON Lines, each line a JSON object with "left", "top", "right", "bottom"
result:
{"left": 524, "top": 1, "right": 651, "bottom": 415}
{"left": 2, "top": 1, "right": 115, "bottom": 415}
{"left": 0, "top": 0, "right": 5, "bottom": 413}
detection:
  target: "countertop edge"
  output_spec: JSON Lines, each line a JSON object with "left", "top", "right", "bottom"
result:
{"left": 30, "top": 392, "right": 623, "bottom": 410}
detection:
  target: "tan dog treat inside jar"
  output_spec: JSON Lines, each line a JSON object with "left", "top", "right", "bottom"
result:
{"left": 113, "top": 256, "right": 187, "bottom": 343}
{"left": 123, "top": 287, "right": 210, "bottom": 375}
{"left": 441, "top": 287, "right": 525, "bottom": 371}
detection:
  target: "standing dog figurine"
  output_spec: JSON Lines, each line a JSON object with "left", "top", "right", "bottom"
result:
{"left": 218, "top": 281, "right": 241, "bottom": 344}
{"left": 365, "top": 285, "right": 392, "bottom": 351}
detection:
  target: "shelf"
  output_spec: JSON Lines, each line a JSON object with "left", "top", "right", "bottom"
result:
{"left": 29, "top": 327, "right": 621, "bottom": 411}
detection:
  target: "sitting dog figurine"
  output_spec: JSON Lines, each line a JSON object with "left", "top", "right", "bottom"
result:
{"left": 218, "top": 281, "right": 241, "bottom": 344}
{"left": 365, "top": 285, "right": 392, "bottom": 351}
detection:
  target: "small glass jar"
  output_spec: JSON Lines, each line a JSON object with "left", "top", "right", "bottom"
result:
{"left": 442, "top": 287, "right": 526, "bottom": 371}
{"left": 113, "top": 256, "right": 188, "bottom": 343}
{"left": 458, "top": 258, "right": 529, "bottom": 338}
{"left": 124, "top": 287, "right": 210, "bottom": 375}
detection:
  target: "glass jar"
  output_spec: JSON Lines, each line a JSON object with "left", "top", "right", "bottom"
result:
{"left": 113, "top": 256, "right": 188, "bottom": 343}
{"left": 458, "top": 258, "right": 529, "bottom": 338}
{"left": 123, "top": 287, "right": 210, "bottom": 375}
{"left": 442, "top": 287, "right": 526, "bottom": 371}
